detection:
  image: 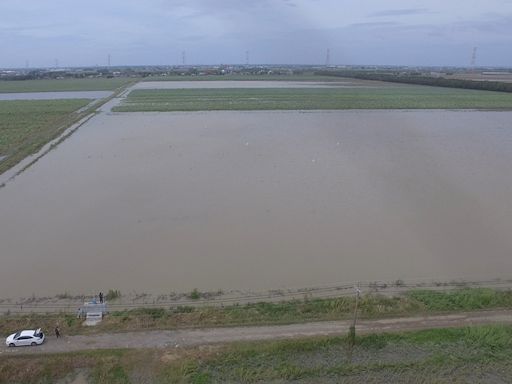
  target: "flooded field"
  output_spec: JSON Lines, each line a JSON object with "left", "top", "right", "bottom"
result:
{"left": 0, "top": 90, "right": 112, "bottom": 101}
{"left": 1, "top": 110, "right": 512, "bottom": 297}
{"left": 132, "top": 80, "right": 386, "bottom": 90}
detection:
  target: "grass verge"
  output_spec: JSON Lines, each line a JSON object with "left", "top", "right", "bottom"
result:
{"left": 113, "top": 86, "right": 512, "bottom": 112}
{"left": 1, "top": 325, "right": 512, "bottom": 383}
{"left": 1, "top": 288, "right": 511, "bottom": 337}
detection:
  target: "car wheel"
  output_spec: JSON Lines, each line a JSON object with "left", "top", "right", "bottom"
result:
{"left": 31, "top": 342, "right": 37, "bottom": 346}
{"left": 9, "top": 343, "right": 15, "bottom": 347}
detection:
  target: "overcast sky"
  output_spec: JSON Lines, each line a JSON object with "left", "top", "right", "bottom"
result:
{"left": 1, "top": 0, "right": 511, "bottom": 68}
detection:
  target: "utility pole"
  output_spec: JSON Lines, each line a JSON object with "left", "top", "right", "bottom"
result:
{"left": 347, "top": 284, "right": 361, "bottom": 362}
{"left": 470, "top": 47, "right": 478, "bottom": 73}
{"left": 349, "top": 284, "right": 361, "bottom": 346}
{"left": 470, "top": 47, "right": 477, "bottom": 67}
{"left": 182, "top": 51, "right": 186, "bottom": 66}
{"left": 325, "top": 48, "right": 331, "bottom": 67}
{"left": 245, "top": 50, "right": 249, "bottom": 66}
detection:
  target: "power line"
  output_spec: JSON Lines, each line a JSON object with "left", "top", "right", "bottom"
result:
{"left": 470, "top": 46, "right": 478, "bottom": 70}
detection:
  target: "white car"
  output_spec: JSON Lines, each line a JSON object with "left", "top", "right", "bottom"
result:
{"left": 5, "top": 328, "right": 45, "bottom": 347}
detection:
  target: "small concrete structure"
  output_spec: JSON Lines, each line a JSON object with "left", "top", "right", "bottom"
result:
{"left": 84, "top": 301, "right": 108, "bottom": 315}
{"left": 84, "top": 312, "right": 103, "bottom": 326}
{"left": 80, "top": 300, "right": 108, "bottom": 326}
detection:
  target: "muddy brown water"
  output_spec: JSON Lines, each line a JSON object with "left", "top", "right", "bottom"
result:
{"left": 1, "top": 110, "right": 512, "bottom": 297}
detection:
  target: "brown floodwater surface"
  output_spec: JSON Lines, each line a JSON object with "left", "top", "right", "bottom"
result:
{"left": 1, "top": 110, "right": 512, "bottom": 297}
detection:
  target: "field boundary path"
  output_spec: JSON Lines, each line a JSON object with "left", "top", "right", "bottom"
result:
{"left": 3, "top": 279, "right": 512, "bottom": 315}
{"left": 3, "top": 309, "right": 512, "bottom": 355}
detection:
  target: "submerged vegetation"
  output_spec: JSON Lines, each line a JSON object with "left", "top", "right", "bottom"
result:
{"left": 114, "top": 86, "right": 512, "bottom": 112}
{"left": 1, "top": 324, "right": 512, "bottom": 383}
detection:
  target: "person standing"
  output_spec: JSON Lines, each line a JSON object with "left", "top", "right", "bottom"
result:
{"left": 99, "top": 292, "right": 104, "bottom": 304}
{"left": 55, "top": 326, "right": 61, "bottom": 338}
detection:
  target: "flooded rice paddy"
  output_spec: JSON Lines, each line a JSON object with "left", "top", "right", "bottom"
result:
{"left": 1, "top": 109, "right": 512, "bottom": 297}
{"left": 132, "top": 80, "right": 385, "bottom": 90}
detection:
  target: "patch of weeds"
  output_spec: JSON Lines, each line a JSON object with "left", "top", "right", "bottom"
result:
{"left": 65, "top": 315, "right": 76, "bottom": 327}
{"left": 91, "top": 363, "right": 129, "bottom": 384}
{"left": 189, "top": 288, "right": 201, "bottom": 300}
{"left": 130, "top": 308, "right": 167, "bottom": 320}
{"left": 190, "top": 372, "right": 211, "bottom": 384}
{"left": 106, "top": 289, "right": 121, "bottom": 301}
{"left": 56, "top": 292, "right": 72, "bottom": 300}
{"left": 357, "top": 333, "right": 395, "bottom": 349}
{"left": 407, "top": 288, "right": 512, "bottom": 311}
{"left": 172, "top": 306, "right": 195, "bottom": 313}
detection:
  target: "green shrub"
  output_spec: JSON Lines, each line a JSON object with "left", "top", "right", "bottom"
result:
{"left": 189, "top": 289, "right": 201, "bottom": 300}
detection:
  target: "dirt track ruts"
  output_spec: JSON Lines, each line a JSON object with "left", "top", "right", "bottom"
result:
{"left": 2, "top": 309, "right": 512, "bottom": 355}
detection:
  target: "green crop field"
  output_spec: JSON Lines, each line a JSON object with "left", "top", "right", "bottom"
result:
{"left": 0, "top": 99, "right": 91, "bottom": 174}
{"left": 0, "top": 78, "right": 132, "bottom": 93}
{"left": 113, "top": 85, "right": 512, "bottom": 112}
{"left": 2, "top": 325, "right": 511, "bottom": 383}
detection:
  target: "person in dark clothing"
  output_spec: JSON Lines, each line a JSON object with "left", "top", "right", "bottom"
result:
{"left": 55, "top": 326, "right": 61, "bottom": 338}
{"left": 99, "top": 292, "right": 104, "bottom": 303}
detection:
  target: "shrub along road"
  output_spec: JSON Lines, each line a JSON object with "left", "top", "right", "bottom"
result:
{"left": 3, "top": 309, "right": 512, "bottom": 355}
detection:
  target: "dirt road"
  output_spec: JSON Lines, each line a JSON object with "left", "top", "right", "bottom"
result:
{"left": 2, "top": 309, "right": 512, "bottom": 356}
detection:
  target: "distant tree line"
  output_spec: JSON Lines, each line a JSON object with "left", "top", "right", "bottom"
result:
{"left": 0, "top": 70, "right": 112, "bottom": 81}
{"left": 316, "top": 70, "right": 512, "bottom": 93}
